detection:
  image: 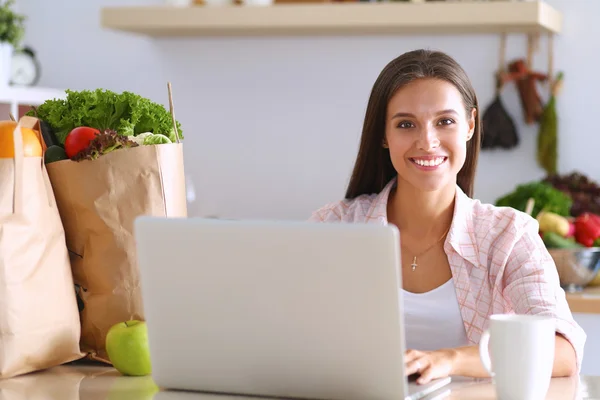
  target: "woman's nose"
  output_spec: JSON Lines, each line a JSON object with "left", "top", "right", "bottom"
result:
{"left": 417, "top": 126, "right": 440, "bottom": 150}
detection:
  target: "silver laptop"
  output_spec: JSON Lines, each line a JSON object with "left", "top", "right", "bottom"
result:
{"left": 134, "top": 217, "right": 451, "bottom": 400}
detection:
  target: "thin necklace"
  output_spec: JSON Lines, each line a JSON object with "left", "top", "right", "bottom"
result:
{"left": 407, "top": 225, "right": 451, "bottom": 272}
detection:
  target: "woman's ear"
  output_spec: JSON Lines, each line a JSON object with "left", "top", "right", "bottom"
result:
{"left": 467, "top": 108, "right": 476, "bottom": 141}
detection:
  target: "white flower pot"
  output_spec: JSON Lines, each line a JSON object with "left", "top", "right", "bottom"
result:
{"left": 0, "top": 42, "right": 14, "bottom": 89}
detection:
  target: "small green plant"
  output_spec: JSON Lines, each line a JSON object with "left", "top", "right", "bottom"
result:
{"left": 0, "top": 0, "right": 25, "bottom": 48}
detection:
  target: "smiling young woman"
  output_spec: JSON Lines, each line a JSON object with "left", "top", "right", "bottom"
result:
{"left": 309, "top": 49, "right": 585, "bottom": 384}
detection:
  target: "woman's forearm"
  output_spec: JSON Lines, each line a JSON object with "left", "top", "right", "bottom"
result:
{"left": 553, "top": 334, "right": 577, "bottom": 377}
{"left": 448, "top": 345, "right": 490, "bottom": 378}
{"left": 449, "top": 334, "right": 577, "bottom": 378}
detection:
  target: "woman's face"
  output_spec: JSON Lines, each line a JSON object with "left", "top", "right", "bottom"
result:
{"left": 384, "top": 78, "right": 475, "bottom": 193}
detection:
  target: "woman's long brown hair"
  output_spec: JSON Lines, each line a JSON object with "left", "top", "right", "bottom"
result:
{"left": 345, "top": 49, "right": 481, "bottom": 199}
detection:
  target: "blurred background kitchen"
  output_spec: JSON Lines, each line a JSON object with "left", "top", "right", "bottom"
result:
{"left": 2, "top": 0, "right": 599, "bottom": 374}
{"left": 4, "top": 0, "right": 597, "bottom": 220}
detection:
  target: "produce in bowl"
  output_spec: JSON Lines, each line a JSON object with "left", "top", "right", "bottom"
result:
{"left": 539, "top": 211, "right": 600, "bottom": 288}
{"left": 537, "top": 211, "right": 600, "bottom": 290}
{"left": 497, "top": 180, "right": 600, "bottom": 287}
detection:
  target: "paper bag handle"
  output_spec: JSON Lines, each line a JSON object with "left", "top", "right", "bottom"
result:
{"left": 12, "top": 116, "right": 55, "bottom": 215}
{"left": 167, "top": 82, "right": 181, "bottom": 144}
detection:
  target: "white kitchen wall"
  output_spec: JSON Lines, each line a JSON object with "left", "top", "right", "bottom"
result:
{"left": 18, "top": 0, "right": 599, "bottom": 220}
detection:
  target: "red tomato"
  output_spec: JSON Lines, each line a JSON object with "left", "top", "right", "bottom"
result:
{"left": 65, "top": 127, "right": 100, "bottom": 159}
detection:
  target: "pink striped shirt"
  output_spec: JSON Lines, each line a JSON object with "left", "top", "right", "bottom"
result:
{"left": 309, "top": 177, "right": 586, "bottom": 372}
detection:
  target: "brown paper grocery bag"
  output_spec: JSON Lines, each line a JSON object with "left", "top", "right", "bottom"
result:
{"left": 0, "top": 116, "right": 84, "bottom": 379}
{"left": 45, "top": 142, "right": 187, "bottom": 363}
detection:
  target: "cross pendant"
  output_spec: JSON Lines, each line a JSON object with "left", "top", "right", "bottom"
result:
{"left": 411, "top": 256, "right": 418, "bottom": 272}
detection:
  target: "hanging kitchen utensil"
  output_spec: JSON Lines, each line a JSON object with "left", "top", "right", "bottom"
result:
{"left": 537, "top": 34, "right": 562, "bottom": 175}
{"left": 509, "top": 34, "right": 548, "bottom": 125}
{"left": 482, "top": 34, "right": 520, "bottom": 150}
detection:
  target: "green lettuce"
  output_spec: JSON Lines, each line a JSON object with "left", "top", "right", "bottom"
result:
{"left": 495, "top": 181, "right": 572, "bottom": 218}
{"left": 143, "top": 133, "right": 172, "bottom": 145}
{"left": 27, "top": 89, "right": 183, "bottom": 145}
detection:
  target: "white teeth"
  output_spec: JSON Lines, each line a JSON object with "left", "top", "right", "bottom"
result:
{"left": 413, "top": 157, "right": 445, "bottom": 167}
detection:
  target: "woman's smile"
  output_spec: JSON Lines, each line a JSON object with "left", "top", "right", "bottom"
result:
{"left": 410, "top": 156, "right": 448, "bottom": 171}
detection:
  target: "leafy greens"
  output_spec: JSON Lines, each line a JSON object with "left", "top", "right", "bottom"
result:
{"left": 495, "top": 181, "right": 573, "bottom": 218}
{"left": 71, "top": 129, "right": 139, "bottom": 162}
{"left": 27, "top": 89, "right": 183, "bottom": 145}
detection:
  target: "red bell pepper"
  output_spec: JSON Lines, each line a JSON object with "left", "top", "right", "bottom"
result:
{"left": 574, "top": 213, "right": 600, "bottom": 247}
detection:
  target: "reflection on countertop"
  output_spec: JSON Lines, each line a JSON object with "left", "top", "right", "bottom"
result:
{"left": 0, "top": 361, "right": 597, "bottom": 400}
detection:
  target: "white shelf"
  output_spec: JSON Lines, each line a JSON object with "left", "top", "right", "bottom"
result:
{"left": 100, "top": 0, "right": 562, "bottom": 37}
{"left": 0, "top": 86, "right": 66, "bottom": 106}
{"left": 0, "top": 86, "right": 66, "bottom": 118}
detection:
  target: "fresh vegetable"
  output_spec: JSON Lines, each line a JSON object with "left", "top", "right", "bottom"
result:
{"left": 71, "top": 129, "right": 139, "bottom": 162}
{"left": 543, "top": 231, "right": 583, "bottom": 249}
{"left": 131, "top": 132, "right": 152, "bottom": 146}
{"left": 44, "top": 145, "right": 68, "bottom": 164}
{"left": 143, "top": 133, "right": 171, "bottom": 145}
{"left": 568, "top": 222, "right": 576, "bottom": 237}
{"left": 64, "top": 126, "right": 100, "bottom": 159}
{"left": 537, "top": 211, "right": 572, "bottom": 237}
{"left": 574, "top": 213, "right": 600, "bottom": 247}
{"left": 0, "top": 120, "right": 42, "bottom": 158}
{"left": 536, "top": 72, "right": 563, "bottom": 176}
{"left": 39, "top": 118, "right": 60, "bottom": 148}
{"left": 26, "top": 89, "right": 183, "bottom": 144}
{"left": 495, "top": 181, "right": 572, "bottom": 218}
{"left": 130, "top": 132, "right": 172, "bottom": 146}
{"left": 543, "top": 171, "right": 600, "bottom": 217}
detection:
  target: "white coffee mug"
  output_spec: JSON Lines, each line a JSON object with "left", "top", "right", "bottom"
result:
{"left": 479, "top": 314, "right": 555, "bottom": 400}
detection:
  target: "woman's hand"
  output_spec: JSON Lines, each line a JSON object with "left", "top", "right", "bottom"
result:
{"left": 405, "top": 334, "right": 576, "bottom": 385}
{"left": 404, "top": 349, "right": 458, "bottom": 385}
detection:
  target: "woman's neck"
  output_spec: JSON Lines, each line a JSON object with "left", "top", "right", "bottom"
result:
{"left": 388, "top": 177, "right": 456, "bottom": 238}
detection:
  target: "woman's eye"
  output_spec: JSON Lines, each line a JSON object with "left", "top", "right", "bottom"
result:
{"left": 438, "top": 118, "right": 455, "bottom": 126}
{"left": 397, "top": 121, "right": 414, "bottom": 129}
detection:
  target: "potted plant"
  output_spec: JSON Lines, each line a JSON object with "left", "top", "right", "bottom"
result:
{"left": 0, "top": 0, "right": 25, "bottom": 87}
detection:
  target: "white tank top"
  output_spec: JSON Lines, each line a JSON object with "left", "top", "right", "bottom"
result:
{"left": 402, "top": 279, "right": 469, "bottom": 351}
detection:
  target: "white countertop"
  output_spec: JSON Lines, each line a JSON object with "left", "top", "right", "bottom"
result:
{"left": 0, "top": 362, "right": 597, "bottom": 400}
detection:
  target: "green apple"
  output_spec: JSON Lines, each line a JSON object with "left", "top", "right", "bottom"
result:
{"left": 105, "top": 320, "right": 152, "bottom": 376}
